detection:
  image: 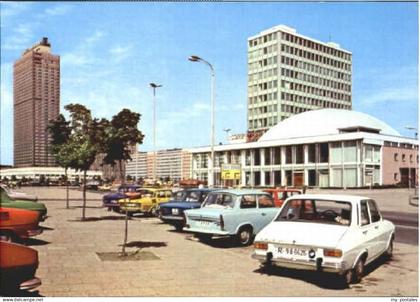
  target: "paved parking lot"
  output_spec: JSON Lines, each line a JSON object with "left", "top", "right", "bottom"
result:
{"left": 15, "top": 187, "right": 419, "bottom": 297}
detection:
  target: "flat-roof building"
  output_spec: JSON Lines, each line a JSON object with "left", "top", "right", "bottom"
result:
{"left": 126, "top": 149, "right": 191, "bottom": 181}
{"left": 191, "top": 109, "right": 418, "bottom": 188}
{"left": 247, "top": 25, "right": 352, "bottom": 140}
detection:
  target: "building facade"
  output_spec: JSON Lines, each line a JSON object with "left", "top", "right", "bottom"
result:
{"left": 0, "top": 167, "right": 101, "bottom": 181}
{"left": 247, "top": 25, "right": 352, "bottom": 139}
{"left": 126, "top": 149, "right": 192, "bottom": 181}
{"left": 191, "top": 109, "right": 418, "bottom": 188}
{"left": 13, "top": 37, "right": 60, "bottom": 167}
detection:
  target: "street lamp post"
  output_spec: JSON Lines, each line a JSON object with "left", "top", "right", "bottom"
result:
{"left": 189, "top": 55, "right": 215, "bottom": 187}
{"left": 150, "top": 83, "right": 162, "bottom": 182}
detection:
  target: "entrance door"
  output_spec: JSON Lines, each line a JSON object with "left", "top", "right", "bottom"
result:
{"left": 293, "top": 172, "right": 304, "bottom": 187}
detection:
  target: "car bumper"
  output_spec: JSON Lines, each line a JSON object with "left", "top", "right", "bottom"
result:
{"left": 102, "top": 202, "right": 120, "bottom": 208}
{"left": 183, "top": 226, "right": 230, "bottom": 236}
{"left": 161, "top": 215, "right": 183, "bottom": 221}
{"left": 20, "top": 277, "right": 41, "bottom": 291}
{"left": 251, "top": 252, "right": 349, "bottom": 274}
{"left": 26, "top": 228, "right": 43, "bottom": 237}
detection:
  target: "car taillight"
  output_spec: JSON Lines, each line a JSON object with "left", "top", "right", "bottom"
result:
{"left": 323, "top": 249, "right": 342, "bottom": 257}
{"left": 254, "top": 242, "right": 268, "bottom": 250}
{"left": 220, "top": 214, "right": 224, "bottom": 230}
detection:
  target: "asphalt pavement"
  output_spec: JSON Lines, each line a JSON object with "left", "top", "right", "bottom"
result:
{"left": 8, "top": 186, "right": 419, "bottom": 297}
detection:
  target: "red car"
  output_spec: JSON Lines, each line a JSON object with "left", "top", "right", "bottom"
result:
{"left": 263, "top": 188, "right": 302, "bottom": 207}
{"left": 0, "top": 207, "right": 42, "bottom": 242}
{"left": 0, "top": 241, "right": 41, "bottom": 293}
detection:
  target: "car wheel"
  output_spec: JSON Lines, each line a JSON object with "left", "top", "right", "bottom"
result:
{"left": 236, "top": 226, "right": 253, "bottom": 246}
{"left": 384, "top": 237, "right": 394, "bottom": 260}
{"left": 150, "top": 207, "right": 157, "bottom": 217}
{"left": 0, "top": 231, "right": 15, "bottom": 243}
{"left": 175, "top": 224, "right": 183, "bottom": 231}
{"left": 352, "top": 257, "right": 365, "bottom": 284}
{"left": 342, "top": 269, "right": 354, "bottom": 285}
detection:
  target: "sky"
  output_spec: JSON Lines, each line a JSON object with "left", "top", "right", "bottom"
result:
{"left": 0, "top": 2, "right": 418, "bottom": 165}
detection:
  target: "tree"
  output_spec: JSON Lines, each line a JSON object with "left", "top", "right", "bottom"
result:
{"left": 48, "top": 114, "right": 73, "bottom": 208}
{"left": 64, "top": 104, "right": 100, "bottom": 220}
{"left": 101, "top": 109, "right": 144, "bottom": 256}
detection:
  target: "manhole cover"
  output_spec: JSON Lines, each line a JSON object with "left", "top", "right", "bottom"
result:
{"left": 96, "top": 251, "right": 160, "bottom": 261}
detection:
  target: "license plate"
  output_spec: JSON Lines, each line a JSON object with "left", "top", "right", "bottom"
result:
{"left": 276, "top": 246, "right": 308, "bottom": 259}
{"left": 199, "top": 221, "right": 211, "bottom": 226}
{"left": 172, "top": 208, "right": 179, "bottom": 215}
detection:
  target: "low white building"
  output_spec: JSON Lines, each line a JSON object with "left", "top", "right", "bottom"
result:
{"left": 190, "top": 109, "right": 418, "bottom": 188}
{"left": 0, "top": 167, "right": 102, "bottom": 181}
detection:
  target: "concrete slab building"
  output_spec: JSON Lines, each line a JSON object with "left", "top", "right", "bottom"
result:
{"left": 191, "top": 109, "right": 418, "bottom": 188}
{"left": 247, "top": 25, "right": 352, "bottom": 140}
{"left": 13, "top": 37, "right": 60, "bottom": 167}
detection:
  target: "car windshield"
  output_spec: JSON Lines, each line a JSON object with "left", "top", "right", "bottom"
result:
{"left": 275, "top": 199, "right": 352, "bottom": 226}
{"left": 203, "top": 193, "right": 235, "bottom": 209}
{"left": 138, "top": 189, "right": 154, "bottom": 197}
{"left": 172, "top": 191, "right": 202, "bottom": 202}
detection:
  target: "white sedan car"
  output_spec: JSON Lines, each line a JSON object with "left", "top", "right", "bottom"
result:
{"left": 252, "top": 194, "right": 395, "bottom": 285}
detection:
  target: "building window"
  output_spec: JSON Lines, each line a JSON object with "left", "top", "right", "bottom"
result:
{"left": 394, "top": 153, "right": 398, "bottom": 161}
{"left": 253, "top": 149, "right": 261, "bottom": 166}
{"left": 285, "top": 146, "right": 292, "bottom": 164}
{"left": 295, "top": 145, "right": 304, "bottom": 164}
{"left": 402, "top": 154, "right": 406, "bottom": 162}
{"left": 394, "top": 173, "right": 398, "bottom": 181}
{"left": 410, "top": 154, "right": 413, "bottom": 163}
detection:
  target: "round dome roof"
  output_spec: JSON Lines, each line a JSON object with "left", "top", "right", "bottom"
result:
{"left": 259, "top": 109, "right": 400, "bottom": 142}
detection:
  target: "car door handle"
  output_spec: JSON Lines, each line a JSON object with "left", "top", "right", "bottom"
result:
{"left": 261, "top": 213, "right": 266, "bottom": 216}
{"left": 363, "top": 230, "right": 368, "bottom": 235}
{"left": 374, "top": 226, "right": 379, "bottom": 229}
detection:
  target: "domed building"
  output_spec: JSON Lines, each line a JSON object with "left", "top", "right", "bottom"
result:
{"left": 191, "top": 109, "right": 418, "bottom": 188}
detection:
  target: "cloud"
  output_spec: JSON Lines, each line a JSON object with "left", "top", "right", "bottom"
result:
{"left": 44, "top": 5, "right": 72, "bottom": 16}
{"left": 1, "top": 22, "right": 37, "bottom": 50}
{"left": 0, "top": 2, "right": 31, "bottom": 21}
{"left": 61, "top": 52, "right": 93, "bottom": 67}
{"left": 359, "top": 65, "right": 418, "bottom": 107}
{"left": 1, "top": 63, "right": 13, "bottom": 108}
{"left": 0, "top": 63, "right": 14, "bottom": 165}
{"left": 61, "top": 31, "right": 107, "bottom": 67}
{"left": 109, "top": 45, "right": 132, "bottom": 62}
{"left": 363, "top": 86, "right": 418, "bottom": 105}
{"left": 85, "top": 31, "right": 106, "bottom": 44}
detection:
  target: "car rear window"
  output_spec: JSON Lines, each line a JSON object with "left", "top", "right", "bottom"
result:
{"left": 258, "top": 194, "right": 275, "bottom": 208}
{"left": 204, "top": 193, "right": 235, "bottom": 209}
{"left": 275, "top": 199, "right": 352, "bottom": 226}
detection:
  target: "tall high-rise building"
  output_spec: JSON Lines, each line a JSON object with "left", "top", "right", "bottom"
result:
{"left": 247, "top": 25, "right": 352, "bottom": 140}
{"left": 13, "top": 37, "right": 60, "bottom": 167}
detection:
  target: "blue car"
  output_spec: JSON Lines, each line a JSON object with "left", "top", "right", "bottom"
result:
{"left": 102, "top": 184, "right": 141, "bottom": 211}
{"left": 183, "top": 189, "right": 279, "bottom": 246}
{"left": 158, "top": 188, "right": 214, "bottom": 231}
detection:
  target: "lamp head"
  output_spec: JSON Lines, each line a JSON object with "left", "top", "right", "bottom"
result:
{"left": 150, "top": 83, "right": 162, "bottom": 88}
{"left": 188, "top": 55, "right": 201, "bottom": 62}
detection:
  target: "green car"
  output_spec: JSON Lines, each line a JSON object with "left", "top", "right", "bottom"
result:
{"left": 0, "top": 190, "right": 48, "bottom": 221}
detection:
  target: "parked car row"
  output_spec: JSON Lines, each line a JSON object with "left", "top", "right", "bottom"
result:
{"left": 102, "top": 186, "right": 396, "bottom": 286}
{"left": 0, "top": 187, "right": 46, "bottom": 294}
